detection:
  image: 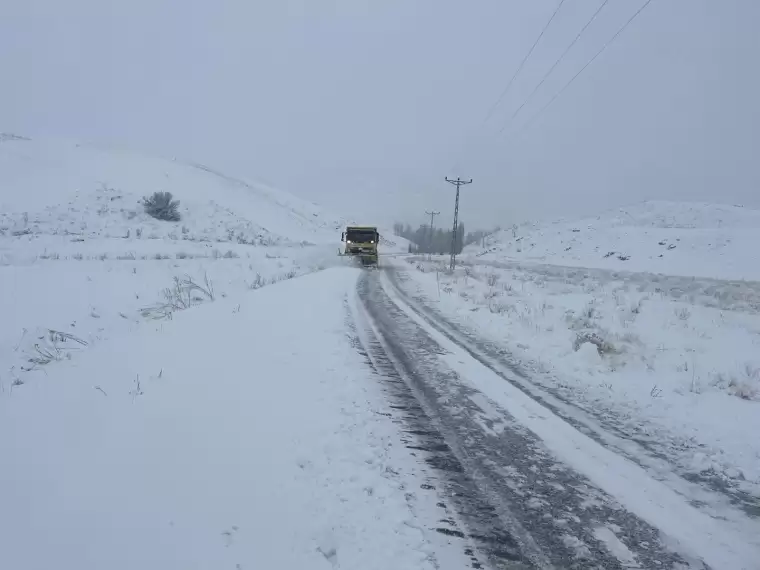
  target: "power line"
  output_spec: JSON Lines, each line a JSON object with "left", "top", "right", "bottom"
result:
{"left": 450, "top": 0, "right": 568, "bottom": 175}
{"left": 481, "top": 0, "right": 568, "bottom": 125}
{"left": 498, "top": 0, "right": 611, "bottom": 134}
{"left": 510, "top": 0, "right": 656, "bottom": 139}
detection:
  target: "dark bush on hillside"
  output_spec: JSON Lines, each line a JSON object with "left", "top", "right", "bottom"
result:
{"left": 143, "top": 191, "right": 181, "bottom": 221}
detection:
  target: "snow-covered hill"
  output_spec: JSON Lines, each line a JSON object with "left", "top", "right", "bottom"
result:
{"left": 0, "top": 133, "right": 349, "bottom": 247}
{"left": 0, "top": 134, "right": 403, "bottom": 387}
{"left": 468, "top": 201, "right": 760, "bottom": 281}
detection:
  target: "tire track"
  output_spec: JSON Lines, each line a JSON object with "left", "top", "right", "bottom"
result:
{"left": 352, "top": 270, "right": 698, "bottom": 569}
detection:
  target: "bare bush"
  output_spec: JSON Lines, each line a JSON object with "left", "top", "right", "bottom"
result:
{"left": 483, "top": 289, "right": 500, "bottom": 301}
{"left": 249, "top": 273, "right": 265, "bottom": 289}
{"left": 573, "top": 331, "right": 616, "bottom": 356}
{"left": 486, "top": 272, "right": 500, "bottom": 287}
{"left": 143, "top": 191, "right": 181, "bottom": 222}
{"left": 710, "top": 366, "right": 760, "bottom": 400}
{"left": 490, "top": 301, "right": 511, "bottom": 315}
{"left": 675, "top": 307, "right": 691, "bottom": 321}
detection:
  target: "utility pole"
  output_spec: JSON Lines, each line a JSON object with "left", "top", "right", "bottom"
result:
{"left": 425, "top": 210, "right": 440, "bottom": 260}
{"left": 445, "top": 177, "right": 472, "bottom": 270}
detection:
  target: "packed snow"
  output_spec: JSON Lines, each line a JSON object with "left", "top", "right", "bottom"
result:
{"left": 0, "top": 268, "right": 470, "bottom": 570}
{"left": 471, "top": 200, "right": 760, "bottom": 281}
{"left": 402, "top": 200, "right": 760, "bottom": 504}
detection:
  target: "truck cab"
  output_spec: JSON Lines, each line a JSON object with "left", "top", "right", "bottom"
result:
{"left": 341, "top": 226, "right": 380, "bottom": 266}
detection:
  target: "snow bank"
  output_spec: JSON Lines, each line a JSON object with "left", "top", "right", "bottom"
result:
{"left": 0, "top": 268, "right": 469, "bottom": 570}
{"left": 469, "top": 200, "right": 760, "bottom": 281}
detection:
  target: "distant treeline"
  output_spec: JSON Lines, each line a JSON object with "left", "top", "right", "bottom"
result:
{"left": 393, "top": 222, "right": 497, "bottom": 254}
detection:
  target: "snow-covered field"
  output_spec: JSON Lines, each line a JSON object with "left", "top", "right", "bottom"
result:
{"left": 0, "top": 134, "right": 406, "bottom": 389}
{"left": 403, "top": 202, "right": 760, "bottom": 501}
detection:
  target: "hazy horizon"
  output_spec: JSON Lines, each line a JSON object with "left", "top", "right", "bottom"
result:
{"left": 2, "top": 1, "right": 758, "bottom": 230}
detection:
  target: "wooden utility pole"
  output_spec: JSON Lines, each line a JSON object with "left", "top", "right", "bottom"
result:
{"left": 445, "top": 177, "right": 472, "bottom": 270}
{"left": 425, "top": 210, "right": 440, "bottom": 260}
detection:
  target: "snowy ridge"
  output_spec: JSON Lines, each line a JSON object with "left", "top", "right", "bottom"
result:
{"left": 0, "top": 134, "right": 351, "bottom": 245}
{"left": 469, "top": 200, "right": 760, "bottom": 281}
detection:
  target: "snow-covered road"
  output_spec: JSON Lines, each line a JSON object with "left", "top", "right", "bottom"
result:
{"left": 3, "top": 263, "right": 759, "bottom": 569}
{"left": 357, "top": 262, "right": 760, "bottom": 569}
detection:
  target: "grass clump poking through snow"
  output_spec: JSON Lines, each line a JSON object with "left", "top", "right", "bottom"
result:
{"left": 141, "top": 273, "right": 215, "bottom": 320}
{"left": 143, "top": 191, "right": 181, "bottom": 222}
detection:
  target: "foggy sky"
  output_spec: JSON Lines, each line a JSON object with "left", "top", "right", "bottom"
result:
{"left": 2, "top": 0, "right": 758, "bottom": 230}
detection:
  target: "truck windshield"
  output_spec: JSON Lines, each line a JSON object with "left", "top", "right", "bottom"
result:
{"left": 346, "top": 231, "right": 376, "bottom": 243}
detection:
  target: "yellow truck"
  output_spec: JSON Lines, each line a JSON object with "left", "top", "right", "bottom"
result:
{"left": 340, "top": 226, "right": 380, "bottom": 266}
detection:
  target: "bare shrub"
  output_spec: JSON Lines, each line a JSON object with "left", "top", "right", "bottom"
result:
{"left": 675, "top": 307, "right": 691, "bottom": 321}
{"left": 710, "top": 366, "right": 760, "bottom": 400}
{"left": 486, "top": 272, "right": 500, "bottom": 287}
{"left": 630, "top": 297, "right": 646, "bottom": 314}
{"left": 490, "top": 301, "right": 512, "bottom": 315}
{"left": 143, "top": 191, "right": 181, "bottom": 222}
{"left": 249, "top": 273, "right": 265, "bottom": 290}
{"left": 573, "top": 331, "right": 616, "bottom": 356}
